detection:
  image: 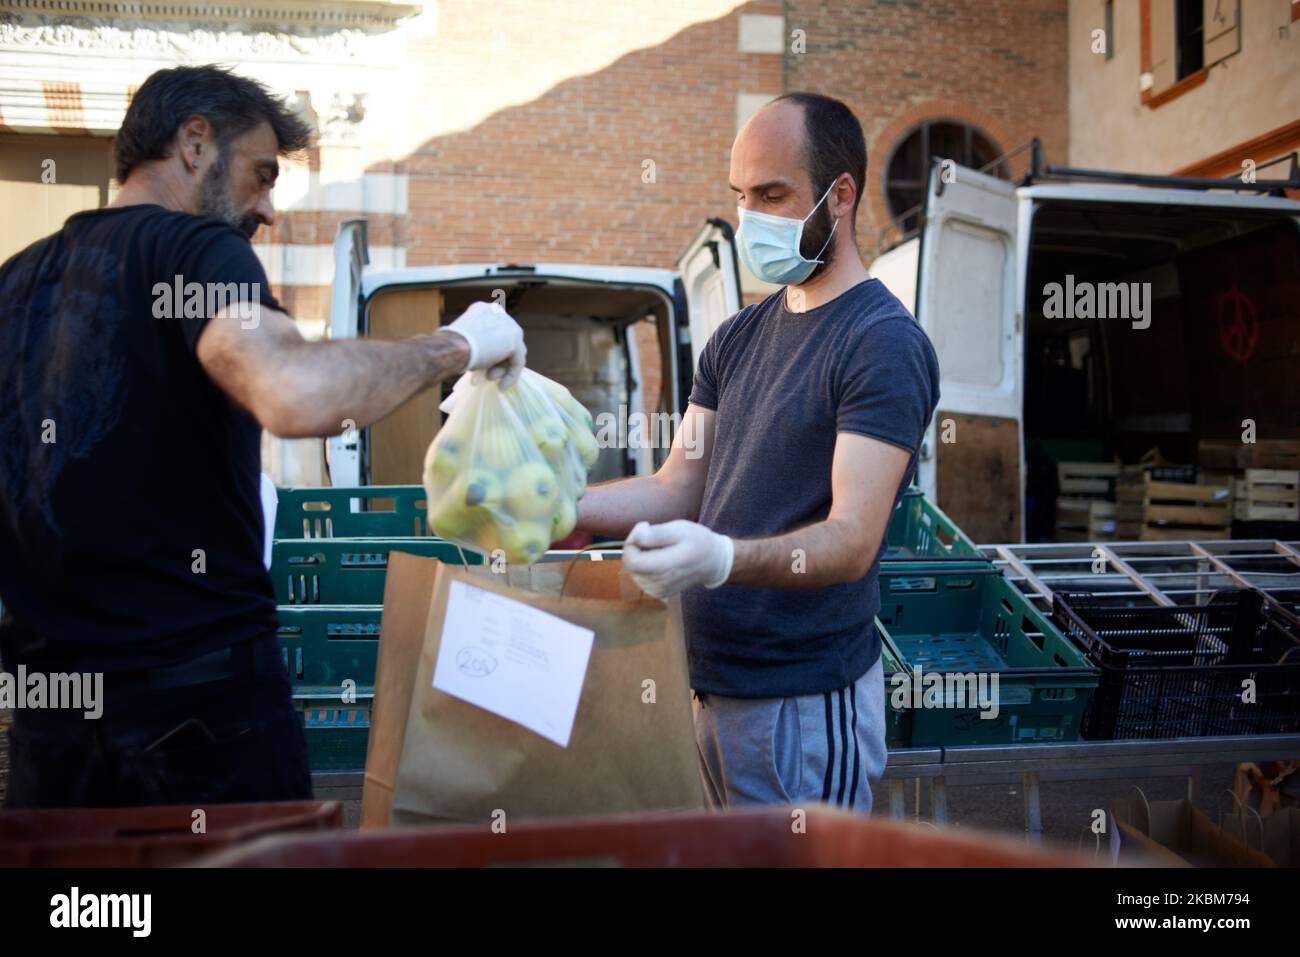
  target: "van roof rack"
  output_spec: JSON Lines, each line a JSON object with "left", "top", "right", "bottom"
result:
{"left": 876, "top": 138, "right": 1300, "bottom": 253}
{"left": 1021, "top": 137, "right": 1300, "bottom": 196}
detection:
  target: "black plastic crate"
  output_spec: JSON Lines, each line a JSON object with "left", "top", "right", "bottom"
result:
{"left": 1051, "top": 589, "right": 1300, "bottom": 740}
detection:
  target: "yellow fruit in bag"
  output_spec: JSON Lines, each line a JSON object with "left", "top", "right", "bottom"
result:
{"left": 550, "top": 496, "right": 577, "bottom": 540}
{"left": 423, "top": 370, "right": 600, "bottom": 563}
{"left": 571, "top": 427, "right": 600, "bottom": 469}
{"left": 504, "top": 461, "right": 559, "bottom": 519}
{"left": 477, "top": 424, "right": 524, "bottom": 472}
{"left": 429, "top": 435, "right": 467, "bottom": 482}
{"left": 499, "top": 520, "right": 549, "bottom": 565}
{"left": 431, "top": 499, "right": 487, "bottom": 542}
{"left": 426, "top": 459, "right": 498, "bottom": 543}
{"left": 529, "top": 416, "right": 568, "bottom": 454}
{"left": 531, "top": 376, "right": 587, "bottom": 427}
{"left": 462, "top": 468, "right": 505, "bottom": 508}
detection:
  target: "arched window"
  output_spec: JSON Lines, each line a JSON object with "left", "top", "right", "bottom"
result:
{"left": 885, "top": 120, "right": 1007, "bottom": 234}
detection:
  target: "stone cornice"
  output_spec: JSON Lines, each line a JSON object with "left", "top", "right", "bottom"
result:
{"left": 0, "top": 19, "right": 375, "bottom": 57}
{"left": 0, "top": 0, "right": 422, "bottom": 31}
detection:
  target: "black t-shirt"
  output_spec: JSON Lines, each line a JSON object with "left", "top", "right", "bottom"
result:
{"left": 683, "top": 279, "right": 941, "bottom": 698}
{"left": 0, "top": 204, "right": 282, "bottom": 673}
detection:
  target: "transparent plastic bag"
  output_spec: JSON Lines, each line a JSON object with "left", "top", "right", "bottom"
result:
{"left": 423, "top": 369, "right": 599, "bottom": 564}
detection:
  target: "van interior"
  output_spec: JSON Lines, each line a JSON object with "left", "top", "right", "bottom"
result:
{"left": 1022, "top": 200, "right": 1300, "bottom": 541}
{"left": 362, "top": 278, "right": 677, "bottom": 487}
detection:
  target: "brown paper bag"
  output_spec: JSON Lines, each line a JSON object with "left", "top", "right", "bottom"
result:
{"left": 1222, "top": 807, "right": 1299, "bottom": 867}
{"left": 1110, "top": 797, "right": 1276, "bottom": 867}
{"left": 361, "top": 553, "right": 704, "bottom": 828}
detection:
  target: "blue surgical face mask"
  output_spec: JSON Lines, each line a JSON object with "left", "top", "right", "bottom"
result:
{"left": 736, "top": 180, "right": 839, "bottom": 286}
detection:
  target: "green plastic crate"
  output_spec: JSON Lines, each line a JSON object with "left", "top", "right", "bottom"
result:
{"left": 878, "top": 560, "right": 992, "bottom": 749}
{"left": 277, "top": 606, "right": 382, "bottom": 774}
{"left": 271, "top": 538, "right": 481, "bottom": 605}
{"left": 878, "top": 631, "right": 911, "bottom": 749}
{"left": 276, "top": 486, "right": 432, "bottom": 539}
{"left": 295, "top": 689, "right": 372, "bottom": 773}
{"left": 876, "top": 562, "right": 1098, "bottom": 746}
{"left": 883, "top": 489, "right": 981, "bottom": 560}
{"left": 277, "top": 484, "right": 979, "bottom": 557}
{"left": 277, "top": 605, "right": 383, "bottom": 690}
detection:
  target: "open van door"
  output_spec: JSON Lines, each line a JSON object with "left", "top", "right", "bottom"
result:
{"left": 326, "top": 218, "right": 368, "bottom": 487}
{"left": 915, "top": 161, "right": 1023, "bottom": 543}
{"left": 675, "top": 218, "right": 742, "bottom": 410}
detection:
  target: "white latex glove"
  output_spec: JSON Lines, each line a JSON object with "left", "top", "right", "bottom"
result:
{"left": 443, "top": 301, "right": 526, "bottom": 390}
{"left": 622, "top": 520, "right": 734, "bottom": 599}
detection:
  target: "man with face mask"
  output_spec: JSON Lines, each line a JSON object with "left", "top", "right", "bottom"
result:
{"left": 0, "top": 65, "right": 525, "bottom": 808}
{"left": 575, "top": 93, "right": 940, "bottom": 813}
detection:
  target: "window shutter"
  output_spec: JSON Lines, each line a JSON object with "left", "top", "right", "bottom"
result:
{"left": 1203, "top": 0, "right": 1240, "bottom": 68}
{"left": 1148, "top": 0, "right": 1177, "bottom": 95}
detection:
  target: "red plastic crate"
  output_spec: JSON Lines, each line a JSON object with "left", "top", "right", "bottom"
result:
{"left": 0, "top": 800, "right": 343, "bottom": 867}
{"left": 197, "top": 806, "right": 1088, "bottom": 868}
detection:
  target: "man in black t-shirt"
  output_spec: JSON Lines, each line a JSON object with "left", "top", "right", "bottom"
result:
{"left": 0, "top": 65, "right": 525, "bottom": 808}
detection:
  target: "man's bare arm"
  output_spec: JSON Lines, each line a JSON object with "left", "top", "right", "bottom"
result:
{"left": 196, "top": 302, "right": 470, "bottom": 438}
{"left": 726, "top": 432, "right": 912, "bottom": 590}
{"left": 574, "top": 404, "right": 716, "bottom": 537}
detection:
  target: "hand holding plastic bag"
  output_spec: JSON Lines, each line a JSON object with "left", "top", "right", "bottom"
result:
{"left": 441, "top": 301, "right": 527, "bottom": 389}
{"left": 423, "top": 369, "right": 599, "bottom": 564}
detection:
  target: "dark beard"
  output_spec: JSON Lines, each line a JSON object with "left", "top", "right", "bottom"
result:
{"left": 796, "top": 196, "right": 837, "bottom": 283}
{"left": 198, "top": 150, "right": 260, "bottom": 238}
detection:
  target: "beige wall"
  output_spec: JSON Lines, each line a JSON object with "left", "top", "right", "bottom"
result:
{"left": 0, "top": 135, "right": 113, "bottom": 263}
{"left": 1068, "top": 0, "right": 1300, "bottom": 173}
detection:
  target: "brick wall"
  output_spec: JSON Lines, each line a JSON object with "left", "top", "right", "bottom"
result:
{"left": 394, "top": 0, "right": 1067, "bottom": 268}
{"left": 264, "top": 1, "right": 1066, "bottom": 323}
{"left": 400, "top": 0, "right": 783, "bottom": 269}
{"left": 785, "top": 0, "right": 1069, "bottom": 260}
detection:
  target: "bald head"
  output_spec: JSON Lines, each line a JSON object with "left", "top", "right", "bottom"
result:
{"left": 729, "top": 100, "right": 808, "bottom": 216}
{"left": 729, "top": 93, "right": 866, "bottom": 229}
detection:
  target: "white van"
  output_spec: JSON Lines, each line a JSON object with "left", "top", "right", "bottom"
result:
{"left": 869, "top": 147, "right": 1300, "bottom": 543}
{"left": 318, "top": 218, "right": 742, "bottom": 490}
{"left": 312, "top": 150, "right": 1300, "bottom": 548}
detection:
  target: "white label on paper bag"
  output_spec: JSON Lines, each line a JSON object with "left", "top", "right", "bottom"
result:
{"left": 433, "top": 579, "right": 595, "bottom": 747}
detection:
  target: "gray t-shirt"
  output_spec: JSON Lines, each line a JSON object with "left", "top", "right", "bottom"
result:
{"left": 683, "top": 278, "right": 940, "bottom": 698}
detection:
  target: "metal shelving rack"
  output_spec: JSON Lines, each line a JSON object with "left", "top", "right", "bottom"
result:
{"left": 880, "top": 538, "right": 1300, "bottom": 842}
{"left": 979, "top": 539, "right": 1300, "bottom": 623}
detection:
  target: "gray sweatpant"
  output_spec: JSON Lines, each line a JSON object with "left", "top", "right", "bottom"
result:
{"left": 691, "top": 654, "right": 887, "bottom": 815}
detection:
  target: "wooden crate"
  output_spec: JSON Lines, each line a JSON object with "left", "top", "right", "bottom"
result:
{"left": 1056, "top": 461, "right": 1119, "bottom": 497}
{"left": 1234, "top": 469, "right": 1300, "bottom": 522}
{"left": 1140, "top": 524, "right": 1232, "bottom": 541}
{"left": 1118, "top": 475, "right": 1232, "bottom": 540}
{"left": 1199, "top": 470, "right": 1237, "bottom": 489}
{"left": 1113, "top": 502, "right": 1146, "bottom": 540}
{"left": 1247, "top": 441, "right": 1300, "bottom": 470}
{"left": 1198, "top": 438, "right": 1243, "bottom": 471}
{"left": 1054, "top": 497, "right": 1116, "bottom": 542}
{"left": 1198, "top": 438, "right": 1300, "bottom": 471}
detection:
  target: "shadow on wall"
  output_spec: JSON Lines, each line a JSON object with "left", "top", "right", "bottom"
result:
{"left": 375, "top": 1, "right": 780, "bottom": 270}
